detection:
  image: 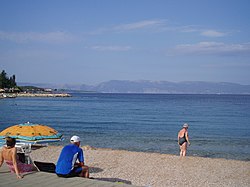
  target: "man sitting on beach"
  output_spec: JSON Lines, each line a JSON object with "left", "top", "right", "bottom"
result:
{"left": 55, "top": 135, "right": 89, "bottom": 178}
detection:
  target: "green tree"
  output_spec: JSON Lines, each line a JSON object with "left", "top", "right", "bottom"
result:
{"left": 0, "top": 70, "right": 7, "bottom": 88}
{"left": 0, "top": 70, "right": 17, "bottom": 89}
{"left": 9, "top": 75, "right": 16, "bottom": 87}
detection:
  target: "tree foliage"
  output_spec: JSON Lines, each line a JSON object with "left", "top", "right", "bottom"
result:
{"left": 0, "top": 70, "right": 17, "bottom": 89}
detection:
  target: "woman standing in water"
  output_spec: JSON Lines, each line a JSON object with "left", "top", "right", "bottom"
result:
{"left": 178, "top": 123, "right": 191, "bottom": 156}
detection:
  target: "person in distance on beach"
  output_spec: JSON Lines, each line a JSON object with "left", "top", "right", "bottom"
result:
{"left": 56, "top": 135, "right": 89, "bottom": 178}
{"left": 178, "top": 123, "right": 191, "bottom": 157}
{"left": 0, "top": 137, "right": 37, "bottom": 179}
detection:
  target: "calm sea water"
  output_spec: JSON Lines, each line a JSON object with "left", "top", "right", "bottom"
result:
{"left": 0, "top": 93, "right": 250, "bottom": 161}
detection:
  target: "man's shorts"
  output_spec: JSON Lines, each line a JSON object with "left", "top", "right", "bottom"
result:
{"left": 57, "top": 166, "right": 83, "bottom": 178}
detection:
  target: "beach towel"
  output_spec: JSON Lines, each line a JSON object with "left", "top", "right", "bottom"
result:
{"left": 34, "top": 161, "right": 56, "bottom": 173}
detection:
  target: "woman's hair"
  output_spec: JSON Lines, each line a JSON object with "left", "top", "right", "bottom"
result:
{"left": 5, "top": 136, "right": 16, "bottom": 147}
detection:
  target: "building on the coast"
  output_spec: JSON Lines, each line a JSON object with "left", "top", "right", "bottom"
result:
{"left": 44, "top": 88, "right": 53, "bottom": 92}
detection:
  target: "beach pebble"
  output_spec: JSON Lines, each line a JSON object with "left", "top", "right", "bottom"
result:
{"left": 30, "top": 146, "right": 250, "bottom": 187}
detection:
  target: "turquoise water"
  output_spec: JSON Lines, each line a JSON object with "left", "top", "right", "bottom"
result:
{"left": 0, "top": 93, "right": 250, "bottom": 161}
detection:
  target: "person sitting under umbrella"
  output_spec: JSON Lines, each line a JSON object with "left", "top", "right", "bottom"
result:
{"left": 56, "top": 135, "right": 89, "bottom": 178}
{"left": 0, "top": 137, "right": 38, "bottom": 179}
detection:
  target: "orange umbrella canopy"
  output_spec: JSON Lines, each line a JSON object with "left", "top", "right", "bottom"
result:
{"left": 0, "top": 122, "right": 62, "bottom": 141}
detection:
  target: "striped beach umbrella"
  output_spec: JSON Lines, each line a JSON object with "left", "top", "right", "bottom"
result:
{"left": 0, "top": 122, "right": 63, "bottom": 144}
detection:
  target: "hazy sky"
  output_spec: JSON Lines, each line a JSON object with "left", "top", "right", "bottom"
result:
{"left": 1, "top": 0, "right": 250, "bottom": 85}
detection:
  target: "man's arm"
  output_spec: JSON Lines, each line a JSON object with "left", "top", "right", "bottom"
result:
{"left": 76, "top": 148, "right": 85, "bottom": 166}
{"left": 76, "top": 162, "right": 85, "bottom": 167}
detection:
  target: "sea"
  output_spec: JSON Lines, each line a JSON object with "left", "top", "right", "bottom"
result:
{"left": 0, "top": 93, "right": 250, "bottom": 161}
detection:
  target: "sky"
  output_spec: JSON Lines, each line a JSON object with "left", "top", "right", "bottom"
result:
{"left": 0, "top": 0, "right": 250, "bottom": 85}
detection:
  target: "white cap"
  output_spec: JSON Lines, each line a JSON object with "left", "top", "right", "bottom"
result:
{"left": 183, "top": 123, "right": 189, "bottom": 128}
{"left": 70, "top": 135, "right": 81, "bottom": 143}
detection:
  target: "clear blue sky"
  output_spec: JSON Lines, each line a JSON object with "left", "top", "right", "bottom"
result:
{"left": 1, "top": 0, "right": 250, "bottom": 85}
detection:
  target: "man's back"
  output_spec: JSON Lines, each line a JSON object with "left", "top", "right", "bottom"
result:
{"left": 55, "top": 144, "right": 84, "bottom": 175}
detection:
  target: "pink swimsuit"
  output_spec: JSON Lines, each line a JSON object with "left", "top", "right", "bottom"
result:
{"left": 5, "top": 160, "right": 34, "bottom": 173}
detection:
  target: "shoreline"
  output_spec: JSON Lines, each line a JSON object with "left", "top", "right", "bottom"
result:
{"left": 29, "top": 145, "right": 250, "bottom": 187}
{"left": 33, "top": 144, "right": 250, "bottom": 162}
{"left": 0, "top": 93, "right": 71, "bottom": 98}
{"left": 17, "top": 93, "right": 71, "bottom": 97}
{"left": 49, "top": 144, "right": 250, "bottom": 162}
{"left": 1, "top": 141, "right": 249, "bottom": 162}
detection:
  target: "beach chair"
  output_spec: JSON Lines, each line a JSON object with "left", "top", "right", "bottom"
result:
{"left": 15, "top": 142, "right": 32, "bottom": 164}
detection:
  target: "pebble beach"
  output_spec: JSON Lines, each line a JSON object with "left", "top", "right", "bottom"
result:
{"left": 30, "top": 145, "right": 250, "bottom": 187}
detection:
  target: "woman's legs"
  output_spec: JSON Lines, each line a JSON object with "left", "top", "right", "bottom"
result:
{"left": 180, "top": 142, "right": 187, "bottom": 156}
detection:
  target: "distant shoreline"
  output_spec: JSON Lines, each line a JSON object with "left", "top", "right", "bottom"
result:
{"left": 0, "top": 93, "right": 71, "bottom": 98}
{"left": 17, "top": 93, "right": 71, "bottom": 97}
{"left": 18, "top": 80, "right": 250, "bottom": 94}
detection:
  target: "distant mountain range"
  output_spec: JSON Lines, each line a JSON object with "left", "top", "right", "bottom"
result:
{"left": 18, "top": 80, "right": 250, "bottom": 94}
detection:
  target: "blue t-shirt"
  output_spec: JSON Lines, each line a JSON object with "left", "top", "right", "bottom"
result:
{"left": 55, "top": 144, "right": 84, "bottom": 175}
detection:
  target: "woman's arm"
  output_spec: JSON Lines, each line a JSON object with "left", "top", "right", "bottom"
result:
{"left": 0, "top": 149, "right": 3, "bottom": 167}
{"left": 177, "top": 131, "right": 181, "bottom": 144}
{"left": 185, "top": 131, "right": 191, "bottom": 145}
{"left": 12, "top": 148, "right": 23, "bottom": 179}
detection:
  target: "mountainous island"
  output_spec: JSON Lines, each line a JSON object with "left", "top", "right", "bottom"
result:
{"left": 18, "top": 80, "right": 250, "bottom": 94}
{"left": 2, "top": 69, "right": 249, "bottom": 95}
